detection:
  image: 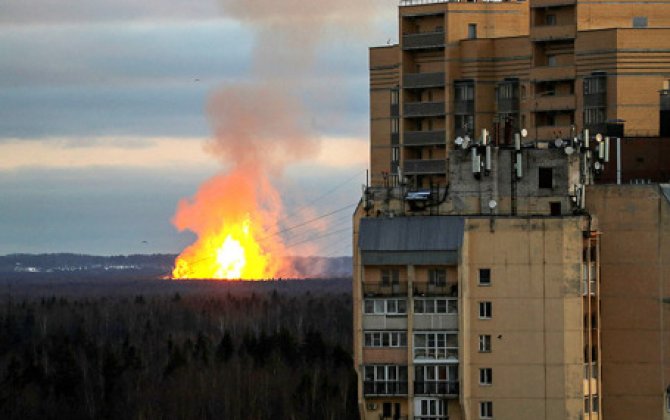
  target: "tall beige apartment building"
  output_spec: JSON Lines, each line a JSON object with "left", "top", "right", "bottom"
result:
{"left": 353, "top": 0, "right": 670, "bottom": 419}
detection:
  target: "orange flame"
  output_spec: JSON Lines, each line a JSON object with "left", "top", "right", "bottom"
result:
{"left": 171, "top": 166, "right": 290, "bottom": 280}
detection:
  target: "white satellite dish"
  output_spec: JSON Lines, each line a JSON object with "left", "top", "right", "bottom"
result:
{"left": 520, "top": 128, "right": 528, "bottom": 138}
{"left": 595, "top": 133, "right": 603, "bottom": 142}
{"left": 455, "top": 136, "right": 464, "bottom": 146}
{"left": 565, "top": 146, "right": 574, "bottom": 155}
{"left": 462, "top": 136, "right": 471, "bottom": 149}
{"left": 554, "top": 138, "right": 564, "bottom": 148}
{"left": 594, "top": 161, "right": 602, "bottom": 170}
{"left": 488, "top": 200, "right": 497, "bottom": 209}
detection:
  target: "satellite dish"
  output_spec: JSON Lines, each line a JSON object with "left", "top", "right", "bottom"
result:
{"left": 594, "top": 161, "right": 602, "bottom": 170}
{"left": 488, "top": 200, "right": 497, "bottom": 209}
{"left": 595, "top": 133, "right": 603, "bottom": 142}
{"left": 520, "top": 128, "right": 528, "bottom": 138}
{"left": 554, "top": 138, "right": 564, "bottom": 148}
{"left": 565, "top": 146, "right": 574, "bottom": 155}
{"left": 462, "top": 136, "right": 471, "bottom": 149}
{"left": 455, "top": 137, "right": 464, "bottom": 146}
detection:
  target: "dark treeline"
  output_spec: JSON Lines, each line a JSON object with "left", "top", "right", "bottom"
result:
{"left": 0, "top": 281, "right": 358, "bottom": 419}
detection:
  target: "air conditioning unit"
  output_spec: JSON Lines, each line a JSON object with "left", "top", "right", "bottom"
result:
{"left": 366, "top": 402, "right": 378, "bottom": 410}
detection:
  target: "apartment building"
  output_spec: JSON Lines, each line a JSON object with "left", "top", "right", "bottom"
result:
{"left": 355, "top": 0, "right": 670, "bottom": 419}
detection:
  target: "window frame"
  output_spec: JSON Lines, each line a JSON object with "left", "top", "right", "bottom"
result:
{"left": 479, "top": 368, "right": 493, "bottom": 386}
{"left": 364, "top": 298, "right": 408, "bottom": 315}
{"left": 478, "top": 268, "right": 491, "bottom": 286}
{"left": 478, "top": 301, "right": 492, "bottom": 319}
{"left": 364, "top": 331, "right": 408, "bottom": 348}
{"left": 479, "top": 401, "right": 493, "bottom": 419}
{"left": 478, "top": 334, "right": 492, "bottom": 353}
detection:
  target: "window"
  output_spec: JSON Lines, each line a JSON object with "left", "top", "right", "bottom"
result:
{"left": 383, "top": 402, "right": 392, "bottom": 417}
{"left": 429, "top": 268, "right": 447, "bottom": 286}
{"left": 415, "top": 398, "right": 448, "bottom": 419}
{"left": 584, "top": 396, "right": 590, "bottom": 413}
{"left": 584, "top": 76, "right": 606, "bottom": 95}
{"left": 415, "top": 365, "right": 458, "bottom": 395}
{"left": 539, "top": 167, "right": 553, "bottom": 189}
{"left": 414, "top": 298, "right": 457, "bottom": 314}
{"left": 455, "top": 82, "right": 475, "bottom": 101}
{"left": 479, "top": 401, "right": 493, "bottom": 419}
{"left": 364, "top": 299, "right": 407, "bottom": 315}
{"left": 381, "top": 269, "right": 400, "bottom": 286}
{"left": 479, "top": 368, "right": 493, "bottom": 385}
{"left": 364, "top": 331, "right": 407, "bottom": 348}
{"left": 547, "top": 54, "right": 557, "bottom": 67}
{"left": 414, "top": 332, "right": 458, "bottom": 361}
{"left": 546, "top": 14, "right": 556, "bottom": 25}
{"left": 584, "top": 108, "right": 606, "bottom": 125}
{"left": 478, "top": 268, "right": 491, "bottom": 286}
{"left": 633, "top": 16, "right": 648, "bottom": 28}
{"left": 468, "top": 23, "right": 477, "bottom": 39}
{"left": 363, "top": 365, "right": 408, "bottom": 396}
{"left": 550, "top": 201, "right": 561, "bottom": 216}
{"left": 391, "top": 118, "right": 399, "bottom": 134}
{"left": 391, "top": 88, "right": 399, "bottom": 105}
{"left": 392, "top": 147, "right": 400, "bottom": 163}
{"left": 479, "top": 335, "right": 491, "bottom": 352}
{"left": 479, "top": 301, "right": 492, "bottom": 319}
{"left": 593, "top": 395, "right": 599, "bottom": 413}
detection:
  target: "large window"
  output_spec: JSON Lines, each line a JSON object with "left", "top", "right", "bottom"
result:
{"left": 415, "top": 298, "right": 457, "bottom": 314}
{"left": 364, "top": 298, "right": 407, "bottom": 315}
{"left": 381, "top": 268, "right": 400, "bottom": 286}
{"left": 428, "top": 268, "right": 447, "bottom": 286}
{"left": 415, "top": 364, "right": 458, "bottom": 395}
{"left": 415, "top": 398, "right": 448, "bottom": 420}
{"left": 455, "top": 83, "right": 474, "bottom": 101}
{"left": 584, "top": 108, "right": 606, "bottom": 125}
{"left": 414, "top": 332, "right": 458, "bottom": 361}
{"left": 364, "top": 331, "right": 407, "bottom": 348}
{"left": 363, "top": 365, "right": 408, "bottom": 395}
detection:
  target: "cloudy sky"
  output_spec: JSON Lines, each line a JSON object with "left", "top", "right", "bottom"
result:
{"left": 0, "top": 0, "right": 397, "bottom": 256}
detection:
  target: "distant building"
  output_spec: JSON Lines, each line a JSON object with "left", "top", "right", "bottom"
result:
{"left": 353, "top": 0, "right": 670, "bottom": 419}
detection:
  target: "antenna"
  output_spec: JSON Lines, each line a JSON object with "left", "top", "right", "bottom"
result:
{"left": 472, "top": 147, "right": 481, "bottom": 174}
{"left": 514, "top": 133, "right": 521, "bottom": 151}
{"left": 584, "top": 128, "right": 590, "bottom": 148}
{"left": 485, "top": 144, "right": 492, "bottom": 172}
{"left": 604, "top": 137, "right": 610, "bottom": 162}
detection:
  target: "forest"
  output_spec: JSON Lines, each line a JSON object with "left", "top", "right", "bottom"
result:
{"left": 0, "top": 276, "right": 358, "bottom": 419}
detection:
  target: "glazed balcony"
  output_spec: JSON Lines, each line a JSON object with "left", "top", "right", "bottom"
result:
{"left": 413, "top": 282, "right": 457, "bottom": 297}
{"left": 530, "top": 65, "right": 575, "bottom": 82}
{"left": 531, "top": 24, "right": 576, "bottom": 42}
{"left": 453, "top": 99, "right": 474, "bottom": 115}
{"left": 403, "top": 72, "right": 446, "bottom": 89}
{"left": 403, "top": 159, "right": 446, "bottom": 175}
{"left": 403, "top": 130, "right": 446, "bottom": 147}
{"left": 402, "top": 31, "right": 445, "bottom": 50}
{"left": 532, "top": 94, "right": 575, "bottom": 111}
{"left": 414, "top": 381, "right": 459, "bottom": 397}
{"left": 584, "top": 92, "right": 606, "bottom": 108}
{"left": 363, "top": 381, "right": 408, "bottom": 396}
{"left": 404, "top": 101, "right": 446, "bottom": 118}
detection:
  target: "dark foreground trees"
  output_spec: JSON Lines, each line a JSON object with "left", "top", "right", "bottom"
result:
{"left": 0, "top": 282, "right": 358, "bottom": 419}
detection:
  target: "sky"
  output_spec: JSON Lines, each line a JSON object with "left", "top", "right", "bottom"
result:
{"left": 0, "top": 0, "right": 397, "bottom": 257}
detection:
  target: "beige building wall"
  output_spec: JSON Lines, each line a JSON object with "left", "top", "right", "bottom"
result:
{"left": 586, "top": 185, "right": 670, "bottom": 420}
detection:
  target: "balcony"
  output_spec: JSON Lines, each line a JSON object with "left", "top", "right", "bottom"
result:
{"left": 531, "top": 0, "right": 576, "bottom": 7}
{"left": 413, "top": 282, "right": 457, "bottom": 297}
{"left": 530, "top": 65, "right": 575, "bottom": 82}
{"left": 584, "top": 92, "right": 606, "bottom": 108}
{"left": 404, "top": 101, "right": 445, "bottom": 118}
{"left": 363, "top": 314, "right": 408, "bottom": 330}
{"left": 531, "top": 94, "right": 575, "bottom": 111}
{"left": 531, "top": 24, "right": 575, "bottom": 42}
{"left": 402, "top": 31, "right": 445, "bottom": 50}
{"left": 363, "top": 282, "right": 408, "bottom": 297}
{"left": 414, "top": 348, "right": 459, "bottom": 362}
{"left": 534, "top": 125, "right": 574, "bottom": 141}
{"left": 404, "top": 130, "right": 446, "bottom": 147}
{"left": 403, "top": 159, "right": 446, "bottom": 175}
{"left": 413, "top": 313, "right": 458, "bottom": 329}
{"left": 363, "top": 381, "right": 408, "bottom": 396}
{"left": 403, "top": 72, "right": 445, "bottom": 89}
{"left": 413, "top": 381, "right": 459, "bottom": 397}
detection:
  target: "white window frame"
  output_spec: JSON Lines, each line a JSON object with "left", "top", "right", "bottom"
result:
{"left": 414, "top": 298, "right": 457, "bottom": 315}
{"left": 479, "top": 401, "right": 493, "bottom": 419}
{"left": 479, "top": 334, "right": 491, "bottom": 353}
{"left": 478, "top": 301, "right": 492, "bottom": 319}
{"left": 479, "top": 368, "right": 492, "bottom": 385}
{"left": 414, "top": 332, "right": 458, "bottom": 361}
{"left": 364, "top": 298, "right": 407, "bottom": 315}
{"left": 364, "top": 331, "right": 407, "bottom": 348}
{"left": 415, "top": 398, "right": 447, "bottom": 418}
{"left": 478, "top": 268, "right": 491, "bottom": 286}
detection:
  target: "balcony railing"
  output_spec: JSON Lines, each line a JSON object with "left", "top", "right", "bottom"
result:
{"left": 531, "top": 24, "right": 576, "bottom": 41}
{"left": 532, "top": 94, "right": 575, "bottom": 111}
{"left": 534, "top": 125, "right": 573, "bottom": 141}
{"left": 402, "top": 31, "right": 445, "bottom": 50}
{"left": 413, "top": 282, "right": 458, "bottom": 297}
{"left": 404, "top": 101, "right": 446, "bottom": 118}
{"left": 403, "top": 159, "right": 446, "bottom": 175}
{"left": 413, "top": 381, "right": 459, "bottom": 396}
{"left": 530, "top": 65, "right": 575, "bottom": 82}
{"left": 363, "top": 282, "right": 409, "bottom": 297}
{"left": 403, "top": 72, "right": 446, "bottom": 89}
{"left": 363, "top": 381, "right": 408, "bottom": 396}
{"left": 404, "top": 130, "right": 446, "bottom": 147}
